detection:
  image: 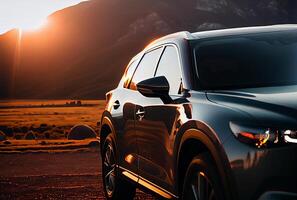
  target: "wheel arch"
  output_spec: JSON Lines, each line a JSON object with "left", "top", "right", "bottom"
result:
{"left": 100, "top": 111, "right": 117, "bottom": 152}
{"left": 175, "top": 120, "right": 237, "bottom": 200}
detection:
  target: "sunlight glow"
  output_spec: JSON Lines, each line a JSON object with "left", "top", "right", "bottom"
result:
{"left": 16, "top": 18, "right": 48, "bottom": 32}
{"left": 0, "top": 0, "right": 87, "bottom": 34}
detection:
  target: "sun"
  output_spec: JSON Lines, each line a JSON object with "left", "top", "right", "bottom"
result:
{"left": 0, "top": 0, "right": 87, "bottom": 34}
{"left": 16, "top": 18, "right": 48, "bottom": 32}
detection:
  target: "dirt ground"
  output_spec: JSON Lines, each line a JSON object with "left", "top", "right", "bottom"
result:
{"left": 0, "top": 150, "right": 156, "bottom": 200}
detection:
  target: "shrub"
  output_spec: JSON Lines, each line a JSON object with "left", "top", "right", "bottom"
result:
{"left": 20, "top": 126, "right": 29, "bottom": 133}
{"left": 0, "top": 126, "right": 13, "bottom": 137}
{"left": 25, "top": 131, "right": 36, "bottom": 140}
{"left": 36, "top": 125, "right": 47, "bottom": 133}
{"left": 40, "top": 123, "right": 47, "bottom": 127}
{"left": 44, "top": 131, "right": 51, "bottom": 139}
{"left": 3, "top": 140, "right": 11, "bottom": 145}
{"left": 13, "top": 127, "right": 22, "bottom": 133}
{"left": 68, "top": 124, "right": 97, "bottom": 140}
{"left": 88, "top": 140, "right": 100, "bottom": 147}
{"left": 14, "top": 134, "right": 22, "bottom": 140}
{"left": 0, "top": 131, "right": 6, "bottom": 141}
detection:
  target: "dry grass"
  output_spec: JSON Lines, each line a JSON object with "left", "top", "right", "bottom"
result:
{"left": 0, "top": 100, "right": 105, "bottom": 141}
{"left": 0, "top": 99, "right": 100, "bottom": 107}
{"left": 0, "top": 100, "right": 105, "bottom": 127}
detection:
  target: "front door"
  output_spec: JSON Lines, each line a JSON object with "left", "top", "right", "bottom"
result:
{"left": 118, "top": 46, "right": 164, "bottom": 180}
{"left": 135, "top": 45, "right": 184, "bottom": 194}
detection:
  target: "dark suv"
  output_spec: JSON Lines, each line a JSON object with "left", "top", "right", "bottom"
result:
{"left": 99, "top": 25, "right": 297, "bottom": 200}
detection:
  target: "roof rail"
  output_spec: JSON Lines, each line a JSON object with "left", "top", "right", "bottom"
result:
{"left": 144, "top": 31, "right": 193, "bottom": 50}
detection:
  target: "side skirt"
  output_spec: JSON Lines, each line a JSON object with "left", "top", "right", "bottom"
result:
{"left": 119, "top": 166, "right": 178, "bottom": 199}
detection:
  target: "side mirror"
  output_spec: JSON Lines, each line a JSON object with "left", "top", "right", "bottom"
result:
{"left": 136, "top": 76, "right": 172, "bottom": 103}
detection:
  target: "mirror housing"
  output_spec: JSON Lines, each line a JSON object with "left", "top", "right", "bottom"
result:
{"left": 136, "top": 76, "right": 172, "bottom": 103}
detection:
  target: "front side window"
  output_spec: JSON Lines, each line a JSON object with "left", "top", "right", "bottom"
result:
{"left": 155, "top": 46, "right": 182, "bottom": 95}
{"left": 130, "top": 47, "right": 163, "bottom": 90}
{"left": 192, "top": 31, "right": 297, "bottom": 90}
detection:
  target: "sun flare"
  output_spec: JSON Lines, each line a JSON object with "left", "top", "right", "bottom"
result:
{"left": 0, "top": 0, "right": 87, "bottom": 34}
{"left": 16, "top": 18, "right": 48, "bottom": 32}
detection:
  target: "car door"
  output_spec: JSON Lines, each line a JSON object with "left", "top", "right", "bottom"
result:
{"left": 134, "top": 45, "right": 184, "bottom": 194}
{"left": 108, "top": 57, "right": 141, "bottom": 176}
{"left": 117, "top": 47, "right": 164, "bottom": 179}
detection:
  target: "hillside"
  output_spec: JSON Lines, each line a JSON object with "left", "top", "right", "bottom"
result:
{"left": 1, "top": 0, "right": 297, "bottom": 99}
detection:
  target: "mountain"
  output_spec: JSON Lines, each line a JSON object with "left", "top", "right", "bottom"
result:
{"left": 0, "top": 29, "right": 19, "bottom": 98}
{"left": 1, "top": 0, "right": 297, "bottom": 99}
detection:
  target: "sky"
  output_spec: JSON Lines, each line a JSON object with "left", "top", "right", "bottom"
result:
{"left": 0, "top": 0, "right": 88, "bottom": 34}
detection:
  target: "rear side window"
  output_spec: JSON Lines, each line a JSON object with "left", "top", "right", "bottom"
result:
{"left": 119, "top": 60, "right": 139, "bottom": 88}
{"left": 130, "top": 47, "right": 163, "bottom": 90}
{"left": 155, "top": 46, "right": 182, "bottom": 95}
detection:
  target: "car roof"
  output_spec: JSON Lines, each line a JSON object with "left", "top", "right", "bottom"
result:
{"left": 145, "top": 24, "right": 297, "bottom": 50}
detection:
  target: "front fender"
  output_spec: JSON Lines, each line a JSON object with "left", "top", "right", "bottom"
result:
{"left": 174, "top": 120, "right": 237, "bottom": 200}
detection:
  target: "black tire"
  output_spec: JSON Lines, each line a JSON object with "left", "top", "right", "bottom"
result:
{"left": 182, "top": 153, "right": 225, "bottom": 200}
{"left": 102, "top": 135, "right": 136, "bottom": 200}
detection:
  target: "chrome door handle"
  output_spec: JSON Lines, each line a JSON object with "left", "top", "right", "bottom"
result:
{"left": 136, "top": 109, "right": 145, "bottom": 121}
{"left": 113, "top": 100, "right": 120, "bottom": 109}
{"left": 136, "top": 109, "right": 145, "bottom": 116}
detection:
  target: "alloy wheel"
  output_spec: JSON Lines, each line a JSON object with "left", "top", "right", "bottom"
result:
{"left": 186, "top": 171, "right": 216, "bottom": 200}
{"left": 103, "top": 143, "right": 116, "bottom": 196}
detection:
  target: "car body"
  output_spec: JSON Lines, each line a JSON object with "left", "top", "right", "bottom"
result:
{"left": 100, "top": 25, "right": 297, "bottom": 200}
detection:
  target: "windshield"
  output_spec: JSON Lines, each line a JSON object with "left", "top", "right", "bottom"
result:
{"left": 192, "top": 30, "right": 297, "bottom": 90}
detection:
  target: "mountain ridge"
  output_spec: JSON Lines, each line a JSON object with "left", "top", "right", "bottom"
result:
{"left": 1, "top": 0, "right": 297, "bottom": 99}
